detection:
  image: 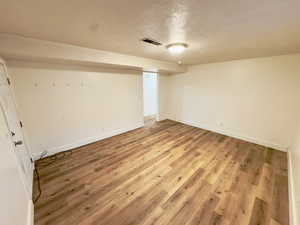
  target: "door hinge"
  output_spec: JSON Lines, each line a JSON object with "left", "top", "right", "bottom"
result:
{"left": 7, "top": 77, "right": 11, "bottom": 85}
{"left": 20, "top": 121, "right": 23, "bottom": 128}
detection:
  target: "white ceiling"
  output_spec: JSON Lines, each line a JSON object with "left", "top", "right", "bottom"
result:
{"left": 1, "top": 0, "right": 300, "bottom": 65}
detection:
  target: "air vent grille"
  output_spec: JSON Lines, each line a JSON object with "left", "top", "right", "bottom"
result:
{"left": 141, "top": 38, "right": 162, "bottom": 46}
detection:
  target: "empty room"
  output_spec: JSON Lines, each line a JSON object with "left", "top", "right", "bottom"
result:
{"left": 0, "top": 1, "right": 300, "bottom": 225}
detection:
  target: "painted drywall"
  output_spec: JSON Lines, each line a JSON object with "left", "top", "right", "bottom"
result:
{"left": 167, "top": 54, "right": 300, "bottom": 150}
{"left": 0, "top": 95, "right": 31, "bottom": 225}
{"left": 7, "top": 61, "right": 144, "bottom": 158}
{"left": 0, "top": 34, "right": 187, "bottom": 74}
{"left": 158, "top": 74, "right": 171, "bottom": 121}
{"left": 143, "top": 73, "right": 157, "bottom": 116}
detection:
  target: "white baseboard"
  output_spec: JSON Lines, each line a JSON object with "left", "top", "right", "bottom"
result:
{"left": 33, "top": 122, "right": 144, "bottom": 159}
{"left": 173, "top": 119, "right": 287, "bottom": 151}
{"left": 288, "top": 151, "right": 298, "bottom": 225}
{"left": 27, "top": 200, "right": 34, "bottom": 225}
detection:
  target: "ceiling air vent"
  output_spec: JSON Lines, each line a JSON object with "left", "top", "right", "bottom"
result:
{"left": 141, "top": 38, "right": 162, "bottom": 46}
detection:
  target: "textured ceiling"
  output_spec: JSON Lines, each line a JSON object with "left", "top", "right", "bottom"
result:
{"left": 1, "top": 0, "right": 300, "bottom": 65}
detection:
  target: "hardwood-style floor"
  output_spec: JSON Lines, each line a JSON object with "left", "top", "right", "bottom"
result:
{"left": 34, "top": 120, "right": 289, "bottom": 225}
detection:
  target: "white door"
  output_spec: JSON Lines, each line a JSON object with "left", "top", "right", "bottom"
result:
{"left": 0, "top": 89, "right": 31, "bottom": 225}
{"left": 0, "top": 60, "right": 33, "bottom": 195}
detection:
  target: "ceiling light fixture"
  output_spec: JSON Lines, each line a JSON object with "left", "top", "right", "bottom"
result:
{"left": 166, "top": 43, "right": 188, "bottom": 54}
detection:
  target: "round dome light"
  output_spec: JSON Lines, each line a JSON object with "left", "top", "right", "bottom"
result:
{"left": 166, "top": 43, "right": 188, "bottom": 54}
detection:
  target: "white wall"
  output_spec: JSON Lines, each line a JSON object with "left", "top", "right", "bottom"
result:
{"left": 7, "top": 61, "right": 144, "bottom": 158}
{"left": 143, "top": 73, "right": 157, "bottom": 117}
{"left": 158, "top": 74, "right": 171, "bottom": 121}
{"left": 167, "top": 54, "right": 300, "bottom": 151}
{"left": 0, "top": 98, "right": 32, "bottom": 225}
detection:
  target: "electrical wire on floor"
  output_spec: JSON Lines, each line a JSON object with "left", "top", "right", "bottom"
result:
{"left": 33, "top": 167, "right": 41, "bottom": 204}
{"left": 33, "top": 150, "right": 73, "bottom": 204}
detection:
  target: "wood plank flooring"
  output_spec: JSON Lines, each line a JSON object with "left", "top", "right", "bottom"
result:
{"left": 33, "top": 120, "right": 289, "bottom": 225}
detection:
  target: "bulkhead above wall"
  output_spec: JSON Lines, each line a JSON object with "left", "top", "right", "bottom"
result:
{"left": 0, "top": 34, "right": 187, "bottom": 75}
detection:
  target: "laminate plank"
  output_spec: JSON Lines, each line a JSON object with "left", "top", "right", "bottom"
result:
{"left": 272, "top": 175, "right": 289, "bottom": 225}
{"left": 33, "top": 120, "right": 289, "bottom": 225}
{"left": 187, "top": 195, "right": 220, "bottom": 225}
{"left": 248, "top": 198, "right": 269, "bottom": 225}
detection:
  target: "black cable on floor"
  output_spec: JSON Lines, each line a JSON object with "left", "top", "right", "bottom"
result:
{"left": 33, "top": 167, "right": 41, "bottom": 204}
{"left": 33, "top": 151, "right": 73, "bottom": 204}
